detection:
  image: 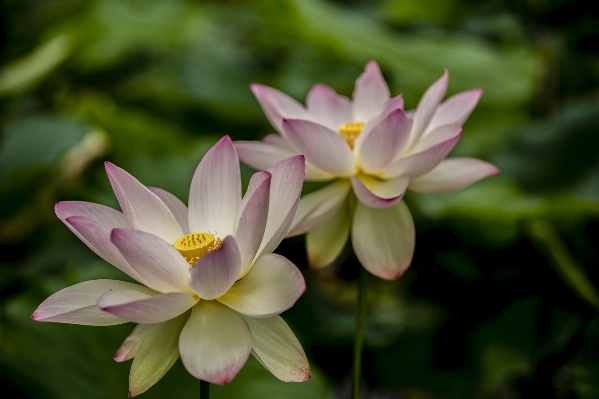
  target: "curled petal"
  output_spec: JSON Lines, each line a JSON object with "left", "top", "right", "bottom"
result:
{"left": 352, "top": 61, "right": 390, "bottom": 121}
{"left": 351, "top": 175, "right": 409, "bottom": 208}
{"left": 427, "top": 89, "right": 482, "bottom": 133}
{"left": 243, "top": 315, "right": 311, "bottom": 382}
{"left": 179, "top": 301, "right": 252, "bottom": 385}
{"left": 251, "top": 84, "right": 309, "bottom": 134}
{"left": 352, "top": 201, "right": 415, "bottom": 280}
{"left": 147, "top": 187, "right": 189, "bottom": 235}
{"left": 408, "top": 157, "right": 499, "bottom": 194}
{"left": 114, "top": 324, "right": 153, "bottom": 362}
{"left": 409, "top": 70, "right": 448, "bottom": 147}
{"left": 306, "top": 84, "right": 352, "bottom": 130}
{"left": 306, "top": 199, "right": 351, "bottom": 269}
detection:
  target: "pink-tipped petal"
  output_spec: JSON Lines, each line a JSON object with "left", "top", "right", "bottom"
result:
{"left": 105, "top": 163, "right": 182, "bottom": 243}
{"left": 287, "top": 180, "right": 351, "bottom": 237}
{"left": 147, "top": 187, "right": 190, "bottom": 235}
{"left": 384, "top": 125, "right": 462, "bottom": 178}
{"left": 351, "top": 175, "right": 409, "bottom": 208}
{"left": 235, "top": 172, "right": 271, "bottom": 276}
{"left": 306, "top": 84, "right": 352, "bottom": 130}
{"left": 111, "top": 228, "right": 192, "bottom": 294}
{"left": 352, "top": 201, "right": 415, "bottom": 280}
{"left": 179, "top": 301, "right": 252, "bottom": 385}
{"left": 114, "top": 324, "right": 153, "bottom": 362}
{"left": 32, "top": 279, "right": 145, "bottom": 326}
{"left": 306, "top": 199, "right": 350, "bottom": 269}
{"left": 409, "top": 70, "right": 449, "bottom": 147}
{"left": 129, "top": 313, "right": 188, "bottom": 397}
{"left": 188, "top": 136, "right": 241, "bottom": 238}
{"left": 55, "top": 201, "right": 128, "bottom": 229}
{"left": 283, "top": 119, "right": 355, "bottom": 176}
{"left": 98, "top": 289, "right": 197, "bottom": 324}
{"left": 242, "top": 315, "right": 311, "bottom": 382}
{"left": 217, "top": 253, "right": 305, "bottom": 318}
{"left": 234, "top": 140, "right": 296, "bottom": 171}
{"left": 408, "top": 157, "right": 499, "bottom": 194}
{"left": 352, "top": 61, "right": 390, "bottom": 121}
{"left": 354, "top": 94, "right": 406, "bottom": 150}
{"left": 358, "top": 109, "right": 412, "bottom": 174}
{"left": 427, "top": 89, "right": 482, "bottom": 133}
{"left": 251, "top": 84, "right": 309, "bottom": 134}
{"left": 188, "top": 236, "right": 241, "bottom": 300}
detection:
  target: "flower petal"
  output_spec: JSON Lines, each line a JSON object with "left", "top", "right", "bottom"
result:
{"left": 287, "top": 179, "right": 351, "bottom": 237}
{"left": 129, "top": 313, "right": 188, "bottom": 397}
{"left": 283, "top": 118, "right": 355, "bottom": 176}
{"left": 235, "top": 172, "right": 271, "bottom": 276}
{"left": 255, "top": 155, "right": 306, "bottom": 259}
{"left": 306, "top": 199, "right": 351, "bottom": 269}
{"left": 409, "top": 70, "right": 448, "bottom": 147}
{"left": 55, "top": 201, "right": 128, "bottom": 229}
{"left": 188, "top": 236, "right": 241, "bottom": 300}
{"left": 358, "top": 109, "right": 412, "bottom": 174}
{"left": 242, "top": 315, "right": 311, "bottom": 382}
{"left": 105, "top": 162, "right": 183, "bottom": 243}
{"left": 251, "top": 83, "right": 309, "bottom": 134}
{"left": 147, "top": 187, "right": 190, "bottom": 235}
{"left": 306, "top": 84, "right": 352, "bottom": 130}
{"left": 351, "top": 175, "right": 409, "bottom": 208}
{"left": 427, "top": 89, "right": 482, "bottom": 133}
{"left": 384, "top": 124, "right": 462, "bottom": 178}
{"left": 217, "top": 253, "right": 305, "bottom": 318}
{"left": 408, "top": 157, "right": 499, "bottom": 194}
{"left": 352, "top": 61, "right": 390, "bottom": 121}
{"left": 98, "top": 289, "right": 197, "bottom": 324}
{"left": 352, "top": 201, "right": 415, "bottom": 280}
{"left": 188, "top": 136, "right": 241, "bottom": 238}
{"left": 32, "top": 279, "right": 144, "bottom": 325}
{"left": 114, "top": 324, "right": 153, "bottom": 362}
{"left": 111, "top": 228, "right": 192, "bottom": 294}
{"left": 65, "top": 216, "right": 149, "bottom": 285}
{"left": 179, "top": 301, "right": 252, "bottom": 385}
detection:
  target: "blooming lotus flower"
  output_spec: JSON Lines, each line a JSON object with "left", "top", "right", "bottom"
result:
{"left": 32, "top": 136, "right": 310, "bottom": 396}
{"left": 235, "top": 61, "right": 499, "bottom": 280}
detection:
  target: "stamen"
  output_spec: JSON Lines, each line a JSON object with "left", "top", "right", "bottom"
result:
{"left": 339, "top": 121, "right": 365, "bottom": 149}
{"left": 173, "top": 232, "right": 222, "bottom": 266}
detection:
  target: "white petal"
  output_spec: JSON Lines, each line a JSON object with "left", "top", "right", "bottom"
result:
{"left": 408, "top": 157, "right": 499, "bottom": 194}
{"left": 287, "top": 179, "right": 351, "bottom": 237}
{"left": 243, "top": 315, "right": 311, "bottom": 382}
{"left": 55, "top": 201, "right": 128, "bottom": 229}
{"left": 351, "top": 175, "right": 409, "bottom": 208}
{"left": 179, "top": 301, "right": 252, "bottom": 385}
{"left": 358, "top": 109, "right": 412, "bottom": 174}
{"left": 32, "top": 279, "right": 145, "bottom": 326}
{"left": 306, "top": 199, "right": 351, "bottom": 269}
{"left": 111, "top": 228, "right": 192, "bottom": 294}
{"left": 251, "top": 83, "right": 309, "bottom": 134}
{"left": 217, "top": 253, "right": 305, "bottom": 318}
{"left": 427, "top": 89, "right": 482, "bottom": 133}
{"left": 283, "top": 119, "right": 355, "bottom": 176}
{"left": 409, "top": 70, "right": 448, "bottom": 147}
{"left": 188, "top": 236, "right": 241, "bottom": 300}
{"left": 98, "top": 289, "right": 197, "bottom": 324}
{"left": 114, "top": 324, "right": 153, "bottom": 362}
{"left": 105, "top": 162, "right": 183, "bottom": 243}
{"left": 306, "top": 83, "right": 352, "bottom": 130}
{"left": 129, "top": 313, "right": 188, "bottom": 397}
{"left": 355, "top": 94, "right": 406, "bottom": 151}
{"left": 352, "top": 61, "right": 390, "bottom": 121}
{"left": 147, "top": 187, "right": 190, "bottom": 235}
{"left": 188, "top": 136, "right": 241, "bottom": 237}
{"left": 352, "top": 201, "right": 415, "bottom": 280}
{"left": 235, "top": 172, "right": 271, "bottom": 276}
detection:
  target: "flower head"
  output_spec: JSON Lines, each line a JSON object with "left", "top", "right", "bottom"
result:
{"left": 235, "top": 61, "right": 499, "bottom": 280}
{"left": 32, "top": 136, "right": 310, "bottom": 396}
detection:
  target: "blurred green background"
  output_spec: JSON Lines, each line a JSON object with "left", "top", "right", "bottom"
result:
{"left": 1, "top": 0, "right": 599, "bottom": 398}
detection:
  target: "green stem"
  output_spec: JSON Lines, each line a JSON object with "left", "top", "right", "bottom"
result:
{"left": 200, "top": 380, "right": 210, "bottom": 399}
{"left": 352, "top": 265, "right": 368, "bottom": 399}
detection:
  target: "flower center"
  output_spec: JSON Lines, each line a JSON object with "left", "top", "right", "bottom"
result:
{"left": 339, "top": 121, "right": 365, "bottom": 149}
{"left": 173, "top": 232, "right": 222, "bottom": 266}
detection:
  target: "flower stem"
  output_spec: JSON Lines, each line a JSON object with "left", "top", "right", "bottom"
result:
{"left": 352, "top": 265, "right": 368, "bottom": 399}
{"left": 200, "top": 380, "right": 210, "bottom": 399}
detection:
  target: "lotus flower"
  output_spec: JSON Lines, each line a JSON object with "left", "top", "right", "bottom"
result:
{"left": 32, "top": 137, "right": 310, "bottom": 396}
{"left": 235, "top": 61, "right": 499, "bottom": 280}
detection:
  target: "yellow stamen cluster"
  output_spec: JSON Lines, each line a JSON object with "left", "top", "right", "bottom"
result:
{"left": 174, "top": 232, "right": 222, "bottom": 266}
{"left": 339, "top": 121, "right": 365, "bottom": 149}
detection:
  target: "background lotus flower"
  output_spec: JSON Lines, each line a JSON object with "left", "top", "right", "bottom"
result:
{"left": 32, "top": 136, "right": 310, "bottom": 396}
{"left": 235, "top": 61, "right": 499, "bottom": 280}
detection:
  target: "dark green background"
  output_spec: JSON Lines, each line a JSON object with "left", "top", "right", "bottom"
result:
{"left": 1, "top": 0, "right": 599, "bottom": 398}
